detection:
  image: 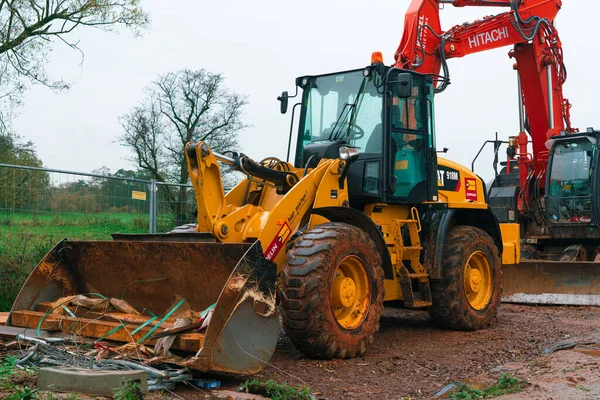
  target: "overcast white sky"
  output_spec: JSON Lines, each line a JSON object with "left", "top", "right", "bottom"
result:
{"left": 11, "top": 0, "right": 600, "bottom": 183}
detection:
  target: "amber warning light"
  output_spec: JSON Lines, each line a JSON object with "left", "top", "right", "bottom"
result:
{"left": 371, "top": 51, "right": 383, "bottom": 64}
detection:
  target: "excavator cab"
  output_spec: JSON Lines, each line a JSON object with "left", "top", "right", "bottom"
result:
{"left": 546, "top": 133, "right": 597, "bottom": 226}
{"left": 489, "top": 131, "right": 600, "bottom": 305}
{"left": 293, "top": 65, "right": 438, "bottom": 207}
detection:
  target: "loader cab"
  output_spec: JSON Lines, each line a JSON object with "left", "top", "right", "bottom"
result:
{"left": 545, "top": 133, "right": 600, "bottom": 227}
{"left": 293, "top": 66, "right": 438, "bottom": 208}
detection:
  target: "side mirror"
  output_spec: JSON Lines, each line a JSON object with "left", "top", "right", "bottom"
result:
{"left": 277, "top": 91, "right": 289, "bottom": 114}
{"left": 396, "top": 73, "right": 413, "bottom": 98}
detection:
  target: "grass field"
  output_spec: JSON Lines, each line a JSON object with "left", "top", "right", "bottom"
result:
{"left": 0, "top": 212, "right": 162, "bottom": 311}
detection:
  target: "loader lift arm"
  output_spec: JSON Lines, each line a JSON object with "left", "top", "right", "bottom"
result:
{"left": 186, "top": 142, "right": 298, "bottom": 193}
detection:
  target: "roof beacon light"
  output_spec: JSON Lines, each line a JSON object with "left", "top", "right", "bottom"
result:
{"left": 371, "top": 51, "right": 383, "bottom": 64}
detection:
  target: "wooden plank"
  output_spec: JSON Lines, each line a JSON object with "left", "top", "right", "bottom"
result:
{"left": 0, "top": 312, "right": 8, "bottom": 326}
{"left": 10, "top": 311, "right": 203, "bottom": 352}
{"left": 36, "top": 302, "right": 177, "bottom": 328}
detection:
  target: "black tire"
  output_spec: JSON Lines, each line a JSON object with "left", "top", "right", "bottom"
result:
{"left": 429, "top": 225, "right": 502, "bottom": 330}
{"left": 279, "top": 222, "right": 384, "bottom": 359}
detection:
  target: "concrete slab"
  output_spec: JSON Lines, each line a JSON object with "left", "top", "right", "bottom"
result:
{"left": 37, "top": 367, "right": 147, "bottom": 397}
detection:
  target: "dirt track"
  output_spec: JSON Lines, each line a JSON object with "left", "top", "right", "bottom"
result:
{"left": 245, "top": 304, "right": 600, "bottom": 399}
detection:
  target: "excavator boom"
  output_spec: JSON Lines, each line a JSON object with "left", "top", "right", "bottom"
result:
{"left": 395, "top": 0, "right": 600, "bottom": 306}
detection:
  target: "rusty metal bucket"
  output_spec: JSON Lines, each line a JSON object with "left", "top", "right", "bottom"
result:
{"left": 8, "top": 235, "right": 279, "bottom": 375}
{"left": 502, "top": 260, "right": 600, "bottom": 306}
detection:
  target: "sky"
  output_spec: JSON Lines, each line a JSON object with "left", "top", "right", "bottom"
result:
{"left": 11, "top": 0, "right": 600, "bottom": 183}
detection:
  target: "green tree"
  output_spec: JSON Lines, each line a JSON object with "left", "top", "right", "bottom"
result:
{"left": 0, "top": 132, "right": 48, "bottom": 211}
{"left": 0, "top": 1, "right": 149, "bottom": 124}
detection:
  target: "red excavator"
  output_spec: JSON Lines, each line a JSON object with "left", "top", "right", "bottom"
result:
{"left": 396, "top": 0, "right": 600, "bottom": 305}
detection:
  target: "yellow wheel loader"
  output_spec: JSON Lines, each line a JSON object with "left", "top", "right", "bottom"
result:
{"left": 7, "top": 58, "right": 519, "bottom": 375}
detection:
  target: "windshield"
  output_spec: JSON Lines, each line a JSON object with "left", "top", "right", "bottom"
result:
{"left": 298, "top": 70, "right": 384, "bottom": 154}
{"left": 547, "top": 139, "right": 595, "bottom": 223}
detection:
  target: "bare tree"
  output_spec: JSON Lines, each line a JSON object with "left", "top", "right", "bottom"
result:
{"left": 0, "top": 1, "right": 149, "bottom": 124}
{"left": 119, "top": 69, "right": 248, "bottom": 226}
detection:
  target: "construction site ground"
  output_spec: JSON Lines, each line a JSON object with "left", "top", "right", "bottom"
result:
{"left": 243, "top": 303, "right": 600, "bottom": 399}
{"left": 2, "top": 303, "right": 600, "bottom": 399}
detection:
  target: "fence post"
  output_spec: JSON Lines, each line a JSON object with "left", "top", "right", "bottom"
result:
{"left": 148, "top": 180, "right": 157, "bottom": 234}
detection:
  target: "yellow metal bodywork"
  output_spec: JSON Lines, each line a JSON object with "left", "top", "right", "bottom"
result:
{"left": 436, "top": 157, "right": 521, "bottom": 265}
{"left": 186, "top": 141, "right": 518, "bottom": 307}
{"left": 499, "top": 223, "right": 521, "bottom": 265}
{"left": 436, "top": 157, "right": 488, "bottom": 209}
{"left": 364, "top": 204, "right": 425, "bottom": 303}
{"left": 186, "top": 142, "right": 349, "bottom": 272}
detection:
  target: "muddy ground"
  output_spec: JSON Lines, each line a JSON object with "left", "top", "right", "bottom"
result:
{"left": 2, "top": 304, "right": 599, "bottom": 399}
{"left": 243, "top": 303, "right": 600, "bottom": 399}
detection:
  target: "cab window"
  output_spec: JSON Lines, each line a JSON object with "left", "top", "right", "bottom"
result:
{"left": 547, "top": 140, "right": 594, "bottom": 223}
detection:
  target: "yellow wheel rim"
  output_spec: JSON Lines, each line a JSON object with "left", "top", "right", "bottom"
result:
{"left": 464, "top": 251, "right": 493, "bottom": 310}
{"left": 330, "top": 255, "right": 371, "bottom": 330}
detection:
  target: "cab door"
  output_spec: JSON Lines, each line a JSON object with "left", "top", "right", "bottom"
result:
{"left": 384, "top": 72, "right": 437, "bottom": 204}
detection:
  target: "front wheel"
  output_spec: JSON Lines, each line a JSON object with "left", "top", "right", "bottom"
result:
{"left": 429, "top": 225, "right": 502, "bottom": 330}
{"left": 279, "top": 222, "right": 384, "bottom": 359}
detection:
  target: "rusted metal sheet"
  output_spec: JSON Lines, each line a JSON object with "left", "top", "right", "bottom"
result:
{"left": 502, "top": 261, "right": 600, "bottom": 306}
{"left": 111, "top": 233, "right": 216, "bottom": 242}
{"left": 9, "top": 235, "right": 279, "bottom": 375}
{"left": 0, "top": 325, "right": 68, "bottom": 341}
{"left": 185, "top": 241, "right": 279, "bottom": 375}
{"left": 10, "top": 240, "right": 249, "bottom": 317}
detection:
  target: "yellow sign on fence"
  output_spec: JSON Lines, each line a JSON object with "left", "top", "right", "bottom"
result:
{"left": 131, "top": 191, "right": 147, "bottom": 201}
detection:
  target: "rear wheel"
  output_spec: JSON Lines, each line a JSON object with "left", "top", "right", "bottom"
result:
{"left": 429, "top": 225, "right": 501, "bottom": 330}
{"left": 279, "top": 222, "right": 384, "bottom": 359}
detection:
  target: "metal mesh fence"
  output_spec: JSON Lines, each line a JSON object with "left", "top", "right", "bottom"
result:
{"left": 0, "top": 163, "right": 197, "bottom": 311}
{"left": 156, "top": 182, "right": 197, "bottom": 233}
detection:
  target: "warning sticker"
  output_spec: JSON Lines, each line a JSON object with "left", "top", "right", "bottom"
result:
{"left": 465, "top": 178, "right": 478, "bottom": 201}
{"left": 131, "top": 191, "right": 147, "bottom": 201}
{"left": 264, "top": 222, "right": 292, "bottom": 261}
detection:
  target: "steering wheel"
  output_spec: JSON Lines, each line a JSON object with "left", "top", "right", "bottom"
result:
{"left": 259, "top": 157, "right": 289, "bottom": 171}
{"left": 348, "top": 124, "right": 365, "bottom": 141}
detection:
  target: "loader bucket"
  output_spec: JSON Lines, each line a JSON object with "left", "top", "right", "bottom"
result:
{"left": 8, "top": 236, "right": 279, "bottom": 375}
{"left": 502, "top": 260, "right": 600, "bottom": 306}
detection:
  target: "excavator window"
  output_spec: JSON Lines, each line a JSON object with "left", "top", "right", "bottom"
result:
{"left": 547, "top": 139, "right": 595, "bottom": 223}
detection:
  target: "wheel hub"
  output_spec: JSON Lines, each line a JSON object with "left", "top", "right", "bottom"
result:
{"left": 330, "top": 255, "right": 371, "bottom": 330}
{"left": 467, "top": 268, "right": 482, "bottom": 293}
{"left": 464, "top": 251, "right": 493, "bottom": 310}
{"left": 332, "top": 277, "right": 357, "bottom": 308}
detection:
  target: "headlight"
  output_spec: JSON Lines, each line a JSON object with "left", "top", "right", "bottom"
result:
{"left": 339, "top": 146, "right": 360, "bottom": 161}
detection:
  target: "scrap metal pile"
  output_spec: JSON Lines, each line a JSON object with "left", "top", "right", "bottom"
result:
{"left": 5, "top": 294, "right": 217, "bottom": 390}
